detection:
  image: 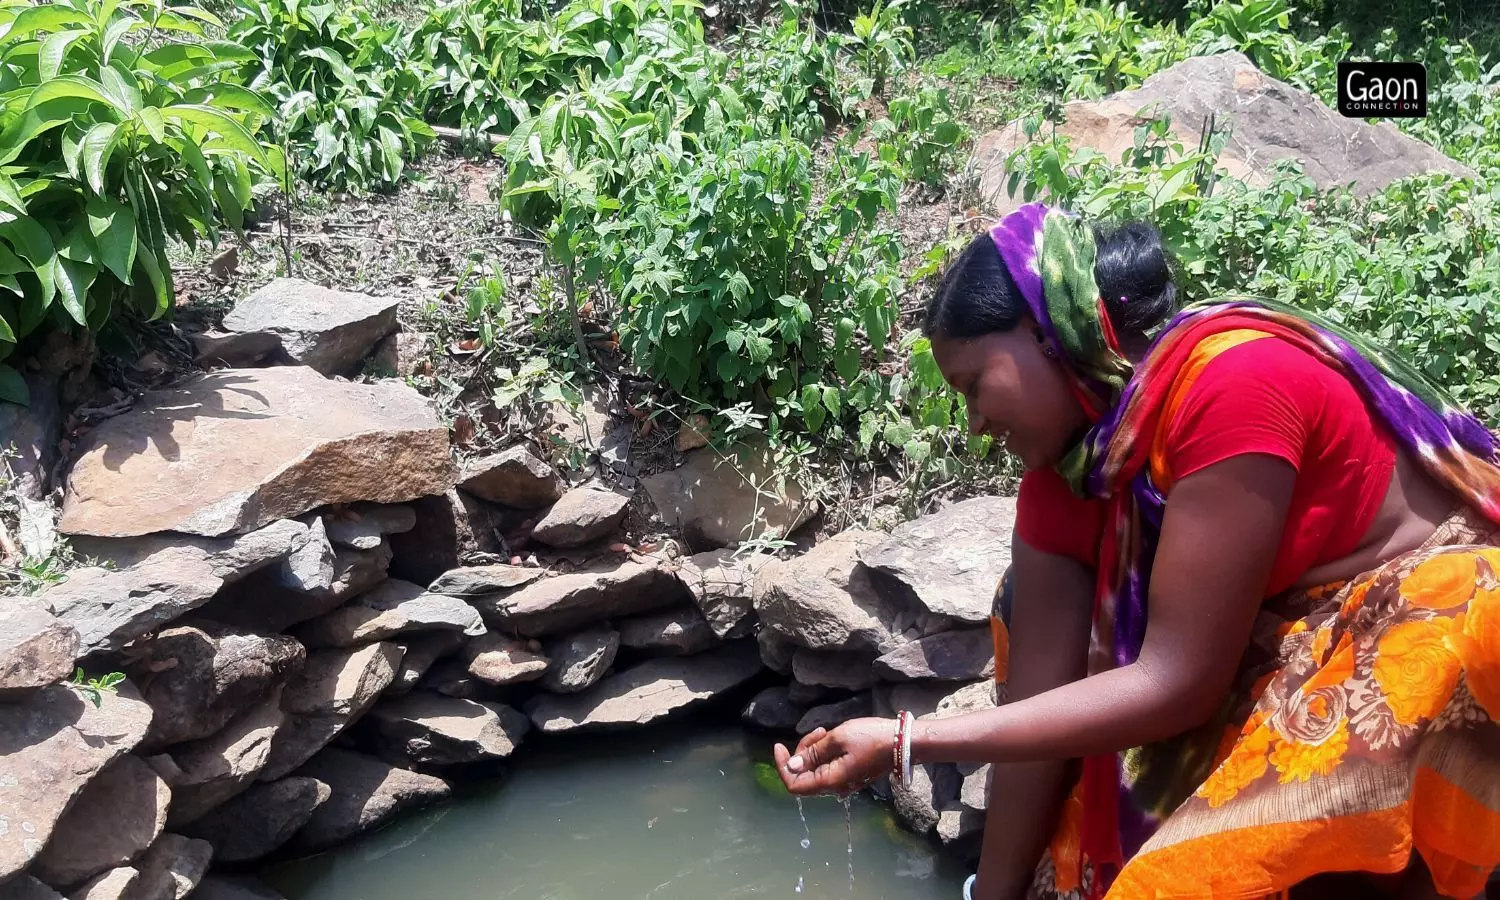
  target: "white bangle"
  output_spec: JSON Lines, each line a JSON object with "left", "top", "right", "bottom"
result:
{"left": 963, "top": 873, "right": 976, "bottom": 900}
{"left": 899, "top": 710, "right": 915, "bottom": 787}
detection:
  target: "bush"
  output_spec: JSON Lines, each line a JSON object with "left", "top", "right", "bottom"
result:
{"left": 230, "top": 0, "right": 435, "bottom": 191}
{"left": 0, "top": 0, "right": 278, "bottom": 403}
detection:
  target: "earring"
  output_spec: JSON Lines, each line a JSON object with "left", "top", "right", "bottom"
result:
{"left": 1043, "top": 346, "right": 1057, "bottom": 360}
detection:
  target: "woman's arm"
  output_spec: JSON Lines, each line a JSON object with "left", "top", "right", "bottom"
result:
{"left": 974, "top": 539, "right": 1095, "bottom": 900}
{"left": 774, "top": 455, "right": 1295, "bottom": 784}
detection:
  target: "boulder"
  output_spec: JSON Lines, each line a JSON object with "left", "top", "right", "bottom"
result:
{"left": 181, "top": 777, "right": 328, "bottom": 863}
{"left": 530, "top": 489, "right": 631, "bottom": 548}
{"left": 463, "top": 634, "right": 548, "bottom": 687}
{"left": 293, "top": 579, "right": 484, "bottom": 649}
{"left": 641, "top": 440, "right": 816, "bottom": 549}
{"left": 277, "top": 517, "right": 335, "bottom": 593}
{"left": 416, "top": 660, "right": 488, "bottom": 700}
{"left": 59, "top": 367, "right": 454, "bottom": 539}
{"left": 458, "top": 446, "right": 563, "bottom": 509}
{"left": 0, "top": 875, "right": 63, "bottom": 900}
{"left": 426, "top": 565, "right": 541, "bottom": 598}
{"left": 389, "top": 631, "right": 467, "bottom": 697}
{"left": 883, "top": 680, "right": 998, "bottom": 722}
{"left": 220, "top": 278, "right": 400, "bottom": 376}
{"left": 936, "top": 808, "right": 985, "bottom": 853}
{"left": 795, "top": 694, "right": 871, "bottom": 734}
{"left": 475, "top": 560, "right": 686, "bottom": 637}
{"left": 891, "top": 763, "right": 942, "bottom": 835}
{"left": 0, "top": 685, "right": 152, "bottom": 880}
{"left": 259, "top": 642, "right": 402, "bottom": 781}
{"left": 287, "top": 749, "right": 451, "bottom": 852}
{"left": 29, "top": 756, "right": 170, "bottom": 889}
{"left": 128, "top": 625, "right": 304, "bottom": 750}
{"left": 371, "top": 330, "right": 432, "bottom": 378}
{"left": 755, "top": 628, "right": 795, "bottom": 676}
{"left": 671, "top": 549, "right": 767, "bottom": 639}
{"left": 873, "top": 629, "right": 995, "bottom": 682}
{"left": 362, "top": 693, "right": 530, "bottom": 767}
{"left": 540, "top": 627, "right": 619, "bottom": 694}
{"left": 165, "top": 690, "right": 285, "bottom": 827}
{"left": 753, "top": 530, "right": 908, "bottom": 654}
{"left": 786, "top": 679, "right": 832, "bottom": 706}
{"left": 387, "top": 491, "right": 505, "bottom": 587}
{"left": 0, "top": 605, "right": 79, "bottom": 696}
{"left": 527, "top": 641, "right": 763, "bottom": 733}
{"left": 323, "top": 504, "right": 416, "bottom": 551}
{"left": 186, "top": 876, "right": 285, "bottom": 900}
{"left": 740, "top": 686, "right": 806, "bottom": 732}
{"left": 71, "top": 867, "right": 138, "bottom": 900}
{"left": 198, "top": 542, "right": 392, "bottom": 634}
{"left": 972, "top": 52, "right": 1475, "bottom": 217}
{"left": 859, "top": 497, "right": 1015, "bottom": 625}
{"left": 959, "top": 765, "right": 990, "bottom": 812}
{"left": 38, "top": 520, "right": 307, "bottom": 655}
{"left": 791, "top": 649, "right": 877, "bottom": 691}
{"left": 125, "top": 834, "right": 212, "bottom": 900}
{"left": 617, "top": 608, "right": 718, "bottom": 657}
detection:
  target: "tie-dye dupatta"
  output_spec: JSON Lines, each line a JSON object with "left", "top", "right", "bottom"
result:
{"left": 987, "top": 202, "right": 1500, "bottom": 893}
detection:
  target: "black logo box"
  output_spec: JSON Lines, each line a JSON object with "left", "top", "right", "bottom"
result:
{"left": 1337, "top": 62, "right": 1428, "bottom": 118}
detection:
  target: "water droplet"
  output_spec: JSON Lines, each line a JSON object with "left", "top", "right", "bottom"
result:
{"left": 794, "top": 876, "right": 804, "bottom": 893}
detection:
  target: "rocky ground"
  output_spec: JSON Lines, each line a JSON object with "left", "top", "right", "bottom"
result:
{"left": 0, "top": 270, "right": 1018, "bottom": 898}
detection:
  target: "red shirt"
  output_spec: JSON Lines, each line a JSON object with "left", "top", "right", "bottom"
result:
{"left": 1017, "top": 336, "right": 1397, "bottom": 596}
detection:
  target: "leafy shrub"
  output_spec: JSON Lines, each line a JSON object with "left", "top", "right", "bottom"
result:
{"left": 846, "top": 0, "right": 912, "bottom": 98}
{"left": 0, "top": 0, "right": 278, "bottom": 402}
{"left": 595, "top": 136, "right": 903, "bottom": 415}
{"left": 231, "top": 0, "right": 435, "bottom": 191}
{"left": 873, "top": 85, "right": 971, "bottom": 189}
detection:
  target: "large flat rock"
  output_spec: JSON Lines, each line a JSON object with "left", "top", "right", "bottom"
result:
{"left": 293, "top": 579, "right": 484, "bottom": 648}
{"left": 260, "top": 642, "right": 402, "bottom": 781}
{"left": 0, "top": 685, "right": 153, "bottom": 881}
{"left": 198, "top": 541, "right": 392, "bottom": 634}
{"left": 221, "top": 278, "right": 400, "bottom": 376}
{"left": 165, "top": 690, "right": 285, "bottom": 827}
{"left": 642, "top": 441, "right": 816, "bottom": 549}
{"left": 37, "top": 520, "right": 307, "bottom": 655}
{"left": 287, "top": 748, "right": 450, "bottom": 852}
{"left": 475, "top": 560, "right": 687, "bottom": 637}
{"left": 30, "top": 755, "right": 170, "bottom": 889}
{"left": 753, "top": 530, "right": 909, "bottom": 654}
{"left": 527, "top": 642, "right": 763, "bottom": 733}
{"left": 670, "top": 549, "right": 768, "bottom": 639}
{"left": 873, "top": 628, "right": 995, "bottom": 682}
{"left": 59, "top": 367, "right": 454, "bottom": 538}
{"left": 859, "top": 496, "right": 1015, "bottom": 625}
{"left": 530, "top": 488, "right": 630, "bottom": 548}
{"left": 127, "top": 833, "right": 212, "bottom": 900}
{"left": 363, "top": 693, "right": 530, "bottom": 767}
{"left": 0, "top": 605, "right": 78, "bottom": 697}
{"left": 539, "top": 626, "right": 618, "bottom": 694}
{"left": 973, "top": 52, "right": 1475, "bottom": 216}
{"left": 129, "top": 624, "right": 304, "bottom": 750}
{"left": 457, "top": 446, "right": 563, "bottom": 509}
{"left": 181, "top": 777, "right": 329, "bottom": 863}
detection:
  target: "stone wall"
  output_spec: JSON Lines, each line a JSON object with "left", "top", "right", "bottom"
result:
{"left": 1, "top": 279, "right": 1016, "bottom": 898}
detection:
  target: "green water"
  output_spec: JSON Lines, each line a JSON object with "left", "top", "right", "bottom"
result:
{"left": 261, "top": 721, "right": 971, "bottom": 900}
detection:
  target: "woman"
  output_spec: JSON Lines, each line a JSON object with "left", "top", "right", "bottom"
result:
{"left": 773, "top": 203, "right": 1500, "bottom": 899}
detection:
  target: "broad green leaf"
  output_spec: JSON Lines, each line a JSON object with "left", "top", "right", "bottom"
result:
{"left": 87, "top": 197, "right": 136, "bottom": 284}
{"left": 6, "top": 6, "right": 91, "bottom": 41}
{"left": 101, "top": 14, "right": 138, "bottom": 65}
{"left": 135, "top": 107, "right": 167, "bottom": 143}
{"left": 212, "top": 172, "right": 243, "bottom": 233}
{"left": 181, "top": 84, "right": 273, "bottom": 117}
{"left": 0, "top": 312, "right": 12, "bottom": 342}
{"left": 53, "top": 256, "right": 95, "bottom": 325}
{"left": 0, "top": 363, "right": 26, "bottom": 405}
{"left": 80, "top": 122, "right": 120, "bottom": 195}
{"left": 821, "top": 385, "right": 841, "bottom": 417}
{"left": 165, "top": 105, "right": 271, "bottom": 167}
{"left": 101, "top": 62, "right": 143, "bottom": 115}
{"left": 132, "top": 246, "right": 171, "bottom": 319}
{"left": 38, "top": 29, "right": 87, "bottom": 80}
{"left": 0, "top": 217, "right": 55, "bottom": 303}
{"left": 883, "top": 420, "right": 914, "bottom": 447}
{"left": 304, "top": 47, "right": 358, "bottom": 88}
{"left": 0, "top": 173, "right": 23, "bottom": 213}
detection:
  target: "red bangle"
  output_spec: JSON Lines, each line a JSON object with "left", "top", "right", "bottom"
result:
{"left": 892, "top": 711, "right": 909, "bottom": 788}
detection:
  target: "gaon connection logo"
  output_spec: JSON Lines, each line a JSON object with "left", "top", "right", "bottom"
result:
{"left": 1337, "top": 62, "right": 1427, "bottom": 118}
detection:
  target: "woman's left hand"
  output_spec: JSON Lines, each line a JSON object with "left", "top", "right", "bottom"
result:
{"left": 773, "top": 717, "right": 898, "bottom": 796}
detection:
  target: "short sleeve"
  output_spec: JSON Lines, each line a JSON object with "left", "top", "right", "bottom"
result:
{"left": 1016, "top": 468, "right": 1106, "bottom": 569}
{"left": 1161, "top": 338, "right": 1320, "bottom": 485}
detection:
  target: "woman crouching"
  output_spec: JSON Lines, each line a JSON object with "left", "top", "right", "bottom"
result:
{"left": 773, "top": 203, "right": 1500, "bottom": 899}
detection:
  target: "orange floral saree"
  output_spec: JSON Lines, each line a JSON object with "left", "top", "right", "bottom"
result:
{"left": 991, "top": 506, "right": 1500, "bottom": 899}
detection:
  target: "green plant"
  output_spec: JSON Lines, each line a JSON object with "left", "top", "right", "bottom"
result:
{"left": 0, "top": 0, "right": 278, "bottom": 401}
{"left": 230, "top": 0, "right": 435, "bottom": 191}
{"left": 874, "top": 85, "right": 971, "bottom": 189}
{"left": 69, "top": 668, "right": 126, "bottom": 707}
{"left": 847, "top": 0, "right": 913, "bottom": 98}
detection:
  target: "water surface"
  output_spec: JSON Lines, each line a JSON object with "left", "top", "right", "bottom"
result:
{"left": 262, "top": 720, "right": 970, "bottom": 899}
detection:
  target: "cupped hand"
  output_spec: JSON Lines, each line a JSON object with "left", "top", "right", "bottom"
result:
{"left": 773, "top": 717, "right": 897, "bottom": 797}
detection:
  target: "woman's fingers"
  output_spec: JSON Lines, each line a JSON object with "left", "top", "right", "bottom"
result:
{"left": 793, "top": 728, "right": 827, "bottom": 759}
{"left": 775, "top": 730, "right": 848, "bottom": 795}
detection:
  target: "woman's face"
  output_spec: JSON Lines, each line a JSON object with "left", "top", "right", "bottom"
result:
{"left": 931, "top": 321, "right": 1090, "bottom": 471}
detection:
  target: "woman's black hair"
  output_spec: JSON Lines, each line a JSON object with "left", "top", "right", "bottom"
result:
{"left": 923, "top": 220, "right": 1178, "bottom": 352}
